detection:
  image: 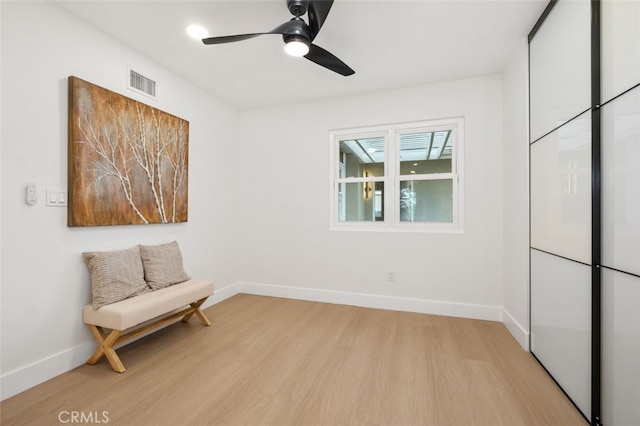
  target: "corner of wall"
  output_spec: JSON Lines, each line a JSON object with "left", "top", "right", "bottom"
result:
{"left": 502, "top": 307, "right": 529, "bottom": 350}
{"left": 501, "top": 36, "right": 531, "bottom": 350}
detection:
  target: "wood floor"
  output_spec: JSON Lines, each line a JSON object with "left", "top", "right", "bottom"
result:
{"left": 1, "top": 294, "right": 586, "bottom": 426}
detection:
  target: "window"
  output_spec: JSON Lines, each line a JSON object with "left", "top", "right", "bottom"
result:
{"left": 330, "top": 118, "right": 464, "bottom": 232}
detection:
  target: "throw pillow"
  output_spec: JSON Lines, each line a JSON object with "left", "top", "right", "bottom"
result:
{"left": 139, "top": 241, "right": 191, "bottom": 290}
{"left": 83, "top": 246, "right": 150, "bottom": 309}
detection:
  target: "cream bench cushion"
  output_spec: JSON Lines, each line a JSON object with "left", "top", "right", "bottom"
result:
{"left": 83, "top": 278, "right": 213, "bottom": 330}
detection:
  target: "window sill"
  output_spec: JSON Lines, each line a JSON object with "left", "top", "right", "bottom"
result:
{"left": 329, "top": 223, "right": 464, "bottom": 234}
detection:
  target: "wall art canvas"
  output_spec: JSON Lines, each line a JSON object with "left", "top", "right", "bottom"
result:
{"left": 68, "top": 76, "right": 189, "bottom": 226}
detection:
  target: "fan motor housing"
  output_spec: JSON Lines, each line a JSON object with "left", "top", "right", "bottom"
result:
{"left": 287, "top": 0, "right": 309, "bottom": 17}
{"left": 282, "top": 17, "right": 312, "bottom": 42}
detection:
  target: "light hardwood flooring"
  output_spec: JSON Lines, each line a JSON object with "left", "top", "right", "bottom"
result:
{"left": 1, "top": 294, "right": 586, "bottom": 425}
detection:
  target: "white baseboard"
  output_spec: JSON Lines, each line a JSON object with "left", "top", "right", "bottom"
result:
{"left": 239, "top": 281, "right": 503, "bottom": 322}
{"left": 0, "top": 341, "right": 95, "bottom": 401}
{"left": 502, "top": 308, "right": 529, "bottom": 350}
{"left": 1, "top": 281, "right": 506, "bottom": 401}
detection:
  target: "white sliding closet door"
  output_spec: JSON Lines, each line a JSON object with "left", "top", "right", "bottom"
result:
{"left": 529, "top": 0, "right": 592, "bottom": 419}
{"left": 600, "top": 2, "right": 640, "bottom": 423}
{"left": 530, "top": 0, "right": 639, "bottom": 423}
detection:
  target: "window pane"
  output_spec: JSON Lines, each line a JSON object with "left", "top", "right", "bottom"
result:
{"left": 339, "top": 138, "right": 385, "bottom": 178}
{"left": 399, "top": 131, "right": 452, "bottom": 174}
{"left": 400, "top": 179, "right": 453, "bottom": 223}
{"left": 338, "top": 182, "right": 385, "bottom": 222}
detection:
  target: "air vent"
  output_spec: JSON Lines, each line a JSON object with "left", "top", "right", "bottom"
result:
{"left": 128, "top": 68, "right": 157, "bottom": 99}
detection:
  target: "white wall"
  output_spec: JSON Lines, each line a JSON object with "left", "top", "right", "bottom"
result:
{"left": 0, "top": 2, "right": 240, "bottom": 399}
{"left": 501, "top": 38, "right": 530, "bottom": 349}
{"left": 1, "top": 2, "right": 533, "bottom": 401}
{"left": 237, "top": 75, "right": 505, "bottom": 319}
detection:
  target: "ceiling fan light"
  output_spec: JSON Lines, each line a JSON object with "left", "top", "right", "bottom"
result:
{"left": 284, "top": 38, "right": 310, "bottom": 57}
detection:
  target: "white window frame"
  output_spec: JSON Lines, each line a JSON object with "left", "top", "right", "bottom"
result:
{"left": 329, "top": 117, "right": 464, "bottom": 233}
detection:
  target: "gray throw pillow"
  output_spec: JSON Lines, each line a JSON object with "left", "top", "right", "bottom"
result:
{"left": 83, "top": 247, "right": 150, "bottom": 309}
{"left": 139, "top": 241, "right": 191, "bottom": 290}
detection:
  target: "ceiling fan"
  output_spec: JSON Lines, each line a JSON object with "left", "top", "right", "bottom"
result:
{"left": 202, "top": 0, "right": 355, "bottom": 76}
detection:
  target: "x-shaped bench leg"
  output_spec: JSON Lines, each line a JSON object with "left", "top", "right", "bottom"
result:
{"left": 86, "top": 298, "right": 211, "bottom": 373}
{"left": 87, "top": 325, "right": 126, "bottom": 373}
{"left": 181, "top": 297, "right": 211, "bottom": 326}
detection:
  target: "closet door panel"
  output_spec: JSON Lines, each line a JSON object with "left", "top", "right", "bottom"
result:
{"left": 529, "top": 0, "right": 591, "bottom": 142}
{"left": 530, "top": 111, "right": 591, "bottom": 264}
{"left": 601, "top": 85, "right": 640, "bottom": 276}
{"left": 602, "top": 269, "right": 640, "bottom": 426}
{"left": 530, "top": 249, "right": 591, "bottom": 417}
{"left": 601, "top": 0, "right": 640, "bottom": 104}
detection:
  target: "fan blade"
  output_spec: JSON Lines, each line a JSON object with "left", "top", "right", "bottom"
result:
{"left": 202, "top": 20, "right": 301, "bottom": 45}
{"left": 305, "top": 44, "right": 354, "bottom": 76}
{"left": 307, "top": 0, "right": 334, "bottom": 40}
{"left": 202, "top": 34, "right": 262, "bottom": 45}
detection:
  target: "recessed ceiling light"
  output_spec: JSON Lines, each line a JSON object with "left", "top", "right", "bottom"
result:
{"left": 186, "top": 25, "right": 209, "bottom": 41}
{"left": 366, "top": 148, "right": 377, "bottom": 153}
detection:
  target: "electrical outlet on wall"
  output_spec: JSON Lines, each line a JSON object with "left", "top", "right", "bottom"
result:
{"left": 387, "top": 271, "right": 396, "bottom": 283}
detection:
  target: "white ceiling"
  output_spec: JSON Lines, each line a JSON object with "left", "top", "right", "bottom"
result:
{"left": 56, "top": 0, "right": 546, "bottom": 110}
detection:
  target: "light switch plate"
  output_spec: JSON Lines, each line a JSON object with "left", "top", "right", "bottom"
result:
{"left": 46, "top": 188, "right": 68, "bottom": 207}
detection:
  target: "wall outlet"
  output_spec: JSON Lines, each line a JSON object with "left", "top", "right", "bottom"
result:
{"left": 387, "top": 271, "right": 396, "bottom": 283}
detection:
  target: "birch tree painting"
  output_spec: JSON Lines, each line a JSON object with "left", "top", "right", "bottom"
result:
{"left": 68, "top": 76, "right": 188, "bottom": 226}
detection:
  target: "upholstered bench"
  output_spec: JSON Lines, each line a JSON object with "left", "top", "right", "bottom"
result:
{"left": 81, "top": 241, "right": 213, "bottom": 373}
{"left": 83, "top": 278, "right": 213, "bottom": 372}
